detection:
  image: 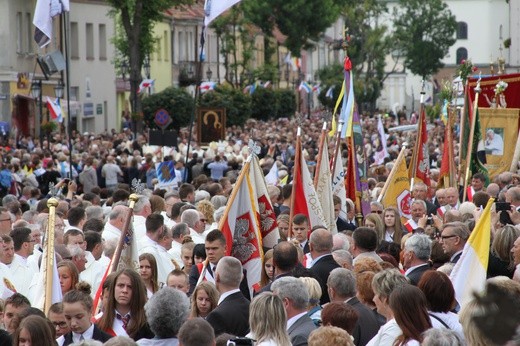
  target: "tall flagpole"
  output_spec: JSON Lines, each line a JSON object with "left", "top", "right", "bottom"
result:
{"left": 462, "top": 75, "right": 481, "bottom": 202}
{"left": 288, "top": 127, "right": 302, "bottom": 240}
{"left": 61, "top": 8, "right": 73, "bottom": 180}
{"left": 44, "top": 198, "right": 58, "bottom": 313}
{"left": 313, "top": 121, "right": 327, "bottom": 188}
{"left": 410, "top": 80, "right": 425, "bottom": 190}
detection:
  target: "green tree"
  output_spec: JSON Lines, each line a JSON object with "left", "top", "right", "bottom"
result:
{"left": 243, "top": 0, "right": 345, "bottom": 57}
{"left": 211, "top": 8, "right": 256, "bottom": 87}
{"left": 342, "top": 0, "right": 392, "bottom": 111}
{"left": 142, "top": 87, "right": 194, "bottom": 130}
{"left": 108, "top": 0, "right": 192, "bottom": 114}
{"left": 198, "top": 86, "right": 252, "bottom": 126}
{"left": 393, "top": 0, "right": 457, "bottom": 79}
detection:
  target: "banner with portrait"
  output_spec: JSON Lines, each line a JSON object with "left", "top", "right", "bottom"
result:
{"left": 477, "top": 108, "right": 520, "bottom": 178}
{"left": 197, "top": 108, "right": 226, "bottom": 145}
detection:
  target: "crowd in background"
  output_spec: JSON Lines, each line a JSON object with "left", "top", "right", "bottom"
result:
{"left": 0, "top": 111, "right": 518, "bottom": 345}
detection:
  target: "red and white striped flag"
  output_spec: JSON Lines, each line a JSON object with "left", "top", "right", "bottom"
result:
{"left": 138, "top": 79, "right": 155, "bottom": 94}
{"left": 219, "top": 158, "right": 263, "bottom": 295}
{"left": 46, "top": 97, "right": 63, "bottom": 123}
{"left": 404, "top": 219, "right": 418, "bottom": 233}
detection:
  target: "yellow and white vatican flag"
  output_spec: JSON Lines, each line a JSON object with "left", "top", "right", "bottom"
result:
{"left": 450, "top": 198, "right": 493, "bottom": 307}
{"left": 378, "top": 147, "right": 411, "bottom": 222}
{"left": 251, "top": 156, "right": 280, "bottom": 248}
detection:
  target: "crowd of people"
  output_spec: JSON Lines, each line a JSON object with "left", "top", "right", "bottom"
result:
{"left": 0, "top": 111, "right": 518, "bottom": 346}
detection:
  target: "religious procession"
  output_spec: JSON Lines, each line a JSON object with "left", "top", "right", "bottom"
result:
{"left": 0, "top": 0, "right": 519, "bottom": 345}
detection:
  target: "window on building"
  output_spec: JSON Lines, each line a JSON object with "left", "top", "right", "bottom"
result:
{"left": 26, "top": 13, "right": 33, "bottom": 53}
{"left": 164, "top": 30, "right": 169, "bottom": 61}
{"left": 171, "top": 29, "right": 175, "bottom": 63}
{"left": 99, "top": 24, "right": 106, "bottom": 60}
{"left": 457, "top": 22, "right": 468, "bottom": 40}
{"left": 499, "top": 24, "right": 503, "bottom": 40}
{"left": 456, "top": 47, "right": 468, "bottom": 65}
{"left": 16, "top": 12, "right": 22, "bottom": 53}
{"left": 86, "top": 23, "right": 94, "bottom": 60}
{"left": 71, "top": 22, "right": 79, "bottom": 59}
{"left": 179, "top": 31, "right": 185, "bottom": 61}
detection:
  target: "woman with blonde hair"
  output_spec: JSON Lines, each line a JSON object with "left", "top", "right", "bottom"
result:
{"left": 189, "top": 281, "right": 219, "bottom": 319}
{"left": 254, "top": 249, "right": 274, "bottom": 293}
{"left": 364, "top": 213, "right": 384, "bottom": 246}
{"left": 277, "top": 214, "right": 290, "bottom": 241}
{"left": 197, "top": 200, "right": 215, "bottom": 230}
{"left": 57, "top": 260, "right": 80, "bottom": 295}
{"left": 488, "top": 224, "right": 520, "bottom": 278}
{"left": 299, "top": 277, "right": 322, "bottom": 326}
{"left": 247, "top": 292, "right": 291, "bottom": 346}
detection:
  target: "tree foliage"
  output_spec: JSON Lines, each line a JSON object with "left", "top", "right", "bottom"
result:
{"left": 242, "top": 0, "right": 345, "bottom": 57}
{"left": 108, "top": 0, "right": 192, "bottom": 113}
{"left": 198, "top": 86, "right": 252, "bottom": 126}
{"left": 142, "top": 87, "right": 194, "bottom": 130}
{"left": 211, "top": 8, "right": 257, "bottom": 87}
{"left": 342, "top": 0, "right": 392, "bottom": 110}
{"left": 393, "top": 0, "right": 457, "bottom": 79}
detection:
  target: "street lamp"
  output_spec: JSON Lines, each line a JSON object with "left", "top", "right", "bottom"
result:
{"left": 143, "top": 55, "right": 151, "bottom": 79}
{"left": 30, "top": 80, "right": 43, "bottom": 145}
{"left": 121, "top": 60, "right": 128, "bottom": 80}
{"left": 54, "top": 80, "right": 64, "bottom": 98}
{"left": 206, "top": 66, "right": 213, "bottom": 81}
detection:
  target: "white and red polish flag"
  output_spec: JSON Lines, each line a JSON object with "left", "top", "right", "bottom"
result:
{"left": 218, "top": 157, "right": 263, "bottom": 295}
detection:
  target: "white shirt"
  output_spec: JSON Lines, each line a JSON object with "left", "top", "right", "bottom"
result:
{"left": 80, "top": 253, "right": 107, "bottom": 298}
{"left": 112, "top": 311, "right": 130, "bottom": 337}
{"left": 286, "top": 311, "right": 308, "bottom": 331}
{"left": 217, "top": 288, "right": 240, "bottom": 305}
{"left": 161, "top": 211, "right": 176, "bottom": 229}
{"left": 0, "top": 263, "right": 15, "bottom": 300}
{"left": 102, "top": 222, "right": 122, "bottom": 242}
{"left": 366, "top": 319, "right": 401, "bottom": 346}
{"left": 132, "top": 215, "right": 147, "bottom": 241}
{"left": 10, "top": 253, "right": 38, "bottom": 297}
{"left": 189, "top": 228, "right": 207, "bottom": 244}
{"left": 168, "top": 240, "right": 183, "bottom": 267}
{"left": 72, "top": 323, "right": 94, "bottom": 343}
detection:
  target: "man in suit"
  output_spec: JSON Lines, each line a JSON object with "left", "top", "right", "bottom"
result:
{"left": 334, "top": 195, "right": 349, "bottom": 232}
{"left": 206, "top": 256, "right": 250, "bottom": 337}
{"left": 309, "top": 227, "right": 339, "bottom": 304}
{"left": 272, "top": 277, "right": 317, "bottom": 346}
{"left": 412, "top": 182, "right": 437, "bottom": 216}
{"left": 258, "top": 241, "right": 299, "bottom": 294}
{"left": 189, "top": 230, "right": 250, "bottom": 300}
{"left": 328, "top": 268, "right": 380, "bottom": 346}
{"left": 350, "top": 227, "right": 382, "bottom": 265}
{"left": 439, "top": 222, "right": 469, "bottom": 264}
{"left": 292, "top": 214, "right": 310, "bottom": 254}
{"left": 403, "top": 234, "right": 432, "bottom": 285}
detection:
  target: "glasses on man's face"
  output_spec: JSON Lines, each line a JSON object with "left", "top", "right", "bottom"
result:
{"left": 440, "top": 234, "right": 458, "bottom": 241}
{"left": 371, "top": 210, "right": 383, "bottom": 214}
{"left": 200, "top": 219, "right": 207, "bottom": 223}
{"left": 52, "top": 321, "right": 68, "bottom": 329}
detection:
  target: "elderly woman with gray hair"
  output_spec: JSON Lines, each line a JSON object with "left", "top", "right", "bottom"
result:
{"left": 135, "top": 287, "right": 190, "bottom": 345}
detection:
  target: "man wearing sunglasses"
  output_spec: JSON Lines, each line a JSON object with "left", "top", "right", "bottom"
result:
{"left": 439, "top": 222, "right": 469, "bottom": 264}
